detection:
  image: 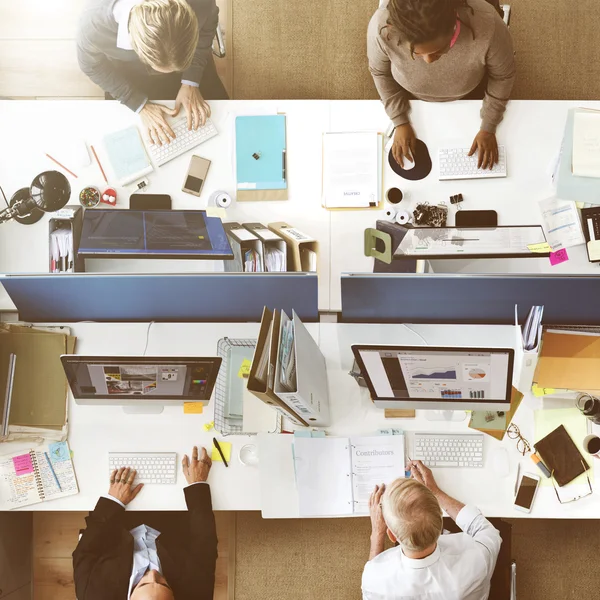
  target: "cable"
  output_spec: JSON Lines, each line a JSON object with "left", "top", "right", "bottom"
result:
{"left": 0, "top": 185, "right": 8, "bottom": 208}
{"left": 402, "top": 324, "right": 429, "bottom": 345}
{"left": 142, "top": 321, "right": 155, "bottom": 356}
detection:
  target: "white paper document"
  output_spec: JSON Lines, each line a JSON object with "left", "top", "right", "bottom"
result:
{"left": 293, "top": 435, "right": 405, "bottom": 516}
{"left": 322, "top": 132, "right": 381, "bottom": 208}
{"left": 538, "top": 196, "right": 585, "bottom": 251}
{"left": 573, "top": 109, "right": 600, "bottom": 178}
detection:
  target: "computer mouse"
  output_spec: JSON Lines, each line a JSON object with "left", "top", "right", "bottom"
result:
{"left": 388, "top": 138, "right": 432, "bottom": 181}
{"left": 491, "top": 447, "right": 510, "bottom": 478}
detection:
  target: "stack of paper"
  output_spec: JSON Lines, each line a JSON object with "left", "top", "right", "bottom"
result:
{"left": 322, "top": 132, "right": 383, "bottom": 208}
{"left": 538, "top": 196, "right": 585, "bottom": 251}
{"left": 264, "top": 248, "right": 286, "bottom": 272}
{"left": 522, "top": 306, "right": 544, "bottom": 351}
{"left": 573, "top": 109, "right": 600, "bottom": 178}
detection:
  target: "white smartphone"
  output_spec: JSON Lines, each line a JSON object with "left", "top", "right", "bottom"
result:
{"left": 514, "top": 472, "right": 541, "bottom": 513}
{"left": 182, "top": 155, "right": 211, "bottom": 197}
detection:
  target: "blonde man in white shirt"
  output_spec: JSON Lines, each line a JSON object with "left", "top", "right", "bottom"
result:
{"left": 363, "top": 460, "right": 502, "bottom": 600}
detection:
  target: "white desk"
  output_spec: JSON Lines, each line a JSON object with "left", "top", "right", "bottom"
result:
{"left": 9, "top": 321, "right": 600, "bottom": 519}
{"left": 0, "top": 100, "right": 331, "bottom": 311}
{"left": 329, "top": 99, "right": 600, "bottom": 310}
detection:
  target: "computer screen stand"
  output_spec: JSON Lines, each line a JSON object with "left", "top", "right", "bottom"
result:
{"left": 425, "top": 410, "right": 467, "bottom": 422}
{"left": 123, "top": 404, "right": 165, "bottom": 415}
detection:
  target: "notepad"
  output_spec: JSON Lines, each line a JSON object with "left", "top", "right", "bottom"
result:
{"left": 103, "top": 126, "right": 153, "bottom": 186}
{"left": 0, "top": 441, "right": 78, "bottom": 509}
{"left": 211, "top": 441, "right": 232, "bottom": 462}
{"left": 573, "top": 109, "right": 600, "bottom": 178}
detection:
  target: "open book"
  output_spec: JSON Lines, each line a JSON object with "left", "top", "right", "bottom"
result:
{"left": 0, "top": 441, "right": 78, "bottom": 509}
{"left": 293, "top": 435, "right": 405, "bottom": 516}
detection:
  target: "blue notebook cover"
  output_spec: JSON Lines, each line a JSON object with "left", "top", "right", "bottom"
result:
{"left": 236, "top": 115, "right": 287, "bottom": 190}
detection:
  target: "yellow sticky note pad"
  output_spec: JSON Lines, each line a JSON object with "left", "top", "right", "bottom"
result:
{"left": 203, "top": 421, "right": 214, "bottom": 431}
{"left": 211, "top": 441, "right": 232, "bottom": 462}
{"left": 183, "top": 402, "right": 204, "bottom": 414}
{"left": 531, "top": 384, "right": 556, "bottom": 397}
{"left": 238, "top": 359, "right": 252, "bottom": 379}
{"left": 206, "top": 207, "right": 227, "bottom": 219}
{"left": 528, "top": 242, "right": 552, "bottom": 254}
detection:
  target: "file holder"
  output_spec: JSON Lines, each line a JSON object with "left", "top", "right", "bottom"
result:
{"left": 242, "top": 222, "right": 287, "bottom": 272}
{"left": 247, "top": 307, "right": 309, "bottom": 427}
{"left": 223, "top": 222, "right": 265, "bottom": 273}
{"left": 273, "top": 310, "right": 331, "bottom": 427}
{"left": 48, "top": 205, "right": 84, "bottom": 273}
{"left": 268, "top": 222, "right": 319, "bottom": 272}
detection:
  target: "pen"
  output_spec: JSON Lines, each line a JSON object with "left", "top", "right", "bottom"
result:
{"left": 90, "top": 144, "right": 108, "bottom": 184}
{"left": 405, "top": 455, "right": 413, "bottom": 478}
{"left": 212, "top": 437, "right": 229, "bottom": 468}
{"left": 44, "top": 452, "right": 62, "bottom": 492}
{"left": 514, "top": 462, "right": 521, "bottom": 496}
{"left": 45, "top": 153, "right": 78, "bottom": 179}
{"left": 282, "top": 150, "right": 286, "bottom": 182}
{"left": 531, "top": 453, "right": 551, "bottom": 478}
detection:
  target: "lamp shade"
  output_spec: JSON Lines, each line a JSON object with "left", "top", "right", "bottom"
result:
{"left": 30, "top": 170, "right": 71, "bottom": 212}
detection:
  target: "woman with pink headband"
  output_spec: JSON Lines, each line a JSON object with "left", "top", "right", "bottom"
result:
{"left": 368, "top": 0, "right": 515, "bottom": 170}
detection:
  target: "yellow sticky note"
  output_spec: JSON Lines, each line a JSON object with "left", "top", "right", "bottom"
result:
{"left": 531, "top": 384, "right": 556, "bottom": 397}
{"left": 238, "top": 359, "right": 252, "bottom": 379}
{"left": 183, "top": 402, "right": 204, "bottom": 414}
{"left": 203, "top": 421, "right": 214, "bottom": 431}
{"left": 527, "top": 242, "right": 552, "bottom": 254}
{"left": 211, "top": 441, "right": 232, "bottom": 462}
{"left": 206, "top": 207, "right": 227, "bottom": 219}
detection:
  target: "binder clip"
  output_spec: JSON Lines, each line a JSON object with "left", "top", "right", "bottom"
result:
{"left": 252, "top": 152, "right": 261, "bottom": 160}
{"left": 450, "top": 194, "right": 464, "bottom": 210}
{"left": 413, "top": 203, "right": 448, "bottom": 227}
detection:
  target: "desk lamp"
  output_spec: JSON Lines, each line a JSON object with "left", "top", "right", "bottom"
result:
{"left": 0, "top": 171, "right": 71, "bottom": 225}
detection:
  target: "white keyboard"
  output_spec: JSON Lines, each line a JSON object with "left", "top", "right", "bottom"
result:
{"left": 438, "top": 146, "right": 507, "bottom": 180}
{"left": 414, "top": 433, "right": 484, "bottom": 468}
{"left": 108, "top": 452, "right": 177, "bottom": 484}
{"left": 147, "top": 117, "right": 218, "bottom": 167}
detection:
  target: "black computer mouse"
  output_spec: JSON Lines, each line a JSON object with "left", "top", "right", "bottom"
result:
{"left": 388, "top": 138, "right": 432, "bottom": 181}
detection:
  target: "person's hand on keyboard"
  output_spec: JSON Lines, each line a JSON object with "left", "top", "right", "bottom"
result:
{"left": 182, "top": 445, "right": 212, "bottom": 484}
{"left": 175, "top": 84, "right": 211, "bottom": 131}
{"left": 392, "top": 123, "right": 417, "bottom": 167}
{"left": 140, "top": 102, "right": 178, "bottom": 146}
{"left": 468, "top": 130, "right": 499, "bottom": 170}
{"left": 407, "top": 460, "right": 440, "bottom": 495}
{"left": 108, "top": 467, "right": 144, "bottom": 505}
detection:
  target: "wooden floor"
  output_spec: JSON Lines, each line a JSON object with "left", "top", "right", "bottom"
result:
{"left": 0, "top": 0, "right": 232, "bottom": 99}
{"left": 32, "top": 511, "right": 235, "bottom": 600}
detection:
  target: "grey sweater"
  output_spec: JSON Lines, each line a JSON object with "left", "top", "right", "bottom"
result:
{"left": 367, "top": 0, "right": 515, "bottom": 133}
{"left": 77, "top": 0, "right": 218, "bottom": 111}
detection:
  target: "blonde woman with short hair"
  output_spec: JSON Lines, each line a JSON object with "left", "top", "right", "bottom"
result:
{"left": 364, "top": 461, "right": 502, "bottom": 599}
{"left": 77, "top": 0, "right": 227, "bottom": 145}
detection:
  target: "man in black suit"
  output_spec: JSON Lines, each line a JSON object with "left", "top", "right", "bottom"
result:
{"left": 73, "top": 446, "right": 217, "bottom": 600}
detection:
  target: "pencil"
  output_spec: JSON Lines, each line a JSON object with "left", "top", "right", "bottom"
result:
{"left": 212, "top": 437, "right": 229, "bottom": 468}
{"left": 45, "top": 153, "right": 78, "bottom": 179}
{"left": 44, "top": 452, "right": 62, "bottom": 492}
{"left": 90, "top": 144, "right": 108, "bottom": 184}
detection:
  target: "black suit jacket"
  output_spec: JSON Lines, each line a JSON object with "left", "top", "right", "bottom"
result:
{"left": 73, "top": 483, "right": 218, "bottom": 600}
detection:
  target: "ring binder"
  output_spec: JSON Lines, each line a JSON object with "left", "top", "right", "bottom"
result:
{"left": 31, "top": 451, "right": 45, "bottom": 500}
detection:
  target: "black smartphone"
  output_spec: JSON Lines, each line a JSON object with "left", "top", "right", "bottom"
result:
{"left": 455, "top": 209, "right": 498, "bottom": 228}
{"left": 129, "top": 194, "right": 172, "bottom": 210}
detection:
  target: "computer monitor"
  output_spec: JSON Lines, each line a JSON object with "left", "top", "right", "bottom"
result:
{"left": 61, "top": 356, "right": 222, "bottom": 414}
{"left": 352, "top": 345, "right": 514, "bottom": 411}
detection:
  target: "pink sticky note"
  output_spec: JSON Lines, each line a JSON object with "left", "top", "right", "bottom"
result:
{"left": 549, "top": 248, "right": 569, "bottom": 266}
{"left": 12, "top": 453, "right": 34, "bottom": 476}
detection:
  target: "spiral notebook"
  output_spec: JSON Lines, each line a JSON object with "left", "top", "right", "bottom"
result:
{"left": 0, "top": 441, "right": 78, "bottom": 509}
{"left": 293, "top": 435, "right": 405, "bottom": 516}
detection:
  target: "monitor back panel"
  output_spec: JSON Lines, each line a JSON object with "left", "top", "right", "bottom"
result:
{"left": 341, "top": 274, "right": 600, "bottom": 325}
{"left": 1, "top": 273, "right": 318, "bottom": 323}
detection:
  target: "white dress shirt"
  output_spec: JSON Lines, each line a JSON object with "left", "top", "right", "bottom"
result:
{"left": 103, "top": 482, "right": 207, "bottom": 597}
{"left": 362, "top": 505, "right": 502, "bottom": 600}
{"left": 112, "top": 0, "right": 199, "bottom": 113}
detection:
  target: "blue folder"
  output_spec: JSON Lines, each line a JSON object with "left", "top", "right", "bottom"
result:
{"left": 235, "top": 115, "right": 287, "bottom": 195}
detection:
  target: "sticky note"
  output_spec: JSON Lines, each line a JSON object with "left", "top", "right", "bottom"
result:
{"left": 527, "top": 242, "right": 552, "bottom": 254}
{"left": 532, "top": 384, "right": 556, "bottom": 397}
{"left": 12, "top": 453, "right": 34, "bottom": 476}
{"left": 183, "top": 402, "right": 204, "bottom": 414}
{"left": 549, "top": 248, "right": 569, "bottom": 266}
{"left": 206, "top": 207, "right": 227, "bottom": 219}
{"left": 238, "top": 359, "right": 252, "bottom": 379}
{"left": 211, "top": 441, "right": 232, "bottom": 462}
{"left": 49, "top": 441, "right": 69, "bottom": 463}
{"left": 203, "top": 421, "right": 214, "bottom": 431}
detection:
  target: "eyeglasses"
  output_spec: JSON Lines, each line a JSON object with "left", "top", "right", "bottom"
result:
{"left": 551, "top": 460, "right": 593, "bottom": 504}
{"left": 506, "top": 423, "right": 531, "bottom": 456}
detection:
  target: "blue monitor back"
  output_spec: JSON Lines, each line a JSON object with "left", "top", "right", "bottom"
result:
{"left": 341, "top": 273, "right": 600, "bottom": 325}
{"left": 0, "top": 273, "right": 318, "bottom": 323}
